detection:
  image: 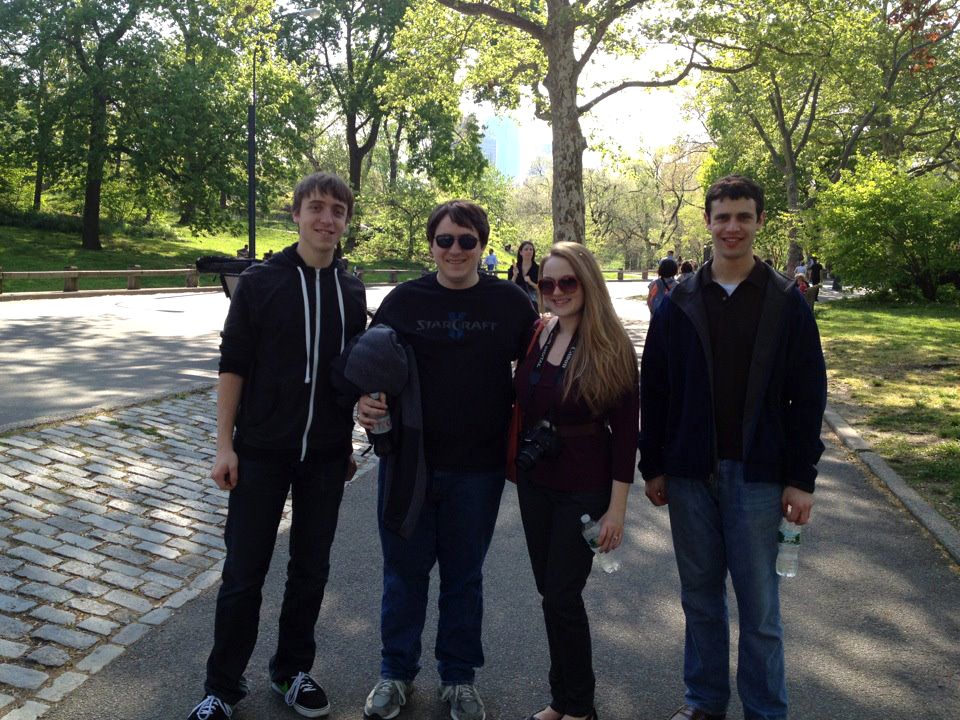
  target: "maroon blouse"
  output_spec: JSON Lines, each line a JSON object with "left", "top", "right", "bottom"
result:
{"left": 514, "top": 338, "right": 639, "bottom": 492}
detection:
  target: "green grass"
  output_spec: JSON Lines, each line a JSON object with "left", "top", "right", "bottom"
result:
{"left": 0, "top": 222, "right": 429, "bottom": 293}
{"left": 815, "top": 298, "right": 960, "bottom": 529}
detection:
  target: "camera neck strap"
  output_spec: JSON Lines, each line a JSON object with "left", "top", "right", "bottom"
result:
{"left": 529, "top": 322, "right": 578, "bottom": 393}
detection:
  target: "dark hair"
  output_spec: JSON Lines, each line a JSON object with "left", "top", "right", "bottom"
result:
{"left": 426, "top": 200, "right": 489, "bottom": 247}
{"left": 680, "top": 261, "right": 693, "bottom": 274}
{"left": 293, "top": 172, "right": 354, "bottom": 220}
{"left": 658, "top": 258, "right": 679, "bottom": 278}
{"left": 705, "top": 175, "right": 764, "bottom": 219}
{"left": 515, "top": 240, "right": 536, "bottom": 268}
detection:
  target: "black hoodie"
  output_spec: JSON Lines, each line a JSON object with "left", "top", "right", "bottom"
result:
{"left": 219, "top": 243, "right": 367, "bottom": 461}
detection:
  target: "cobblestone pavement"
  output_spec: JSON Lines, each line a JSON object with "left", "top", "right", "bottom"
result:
{"left": 0, "top": 390, "right": 375, "bottom": 719}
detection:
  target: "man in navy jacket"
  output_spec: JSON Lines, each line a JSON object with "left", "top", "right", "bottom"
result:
{"left": 640, "top": 176, "right": 826, "bottom": 720}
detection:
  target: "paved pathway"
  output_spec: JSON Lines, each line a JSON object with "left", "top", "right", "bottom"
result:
{"left": 0, "top": 284, "right": 957, "bottom": 719}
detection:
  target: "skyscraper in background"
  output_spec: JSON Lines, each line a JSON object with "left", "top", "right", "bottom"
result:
{"left": 480, "top": 116, "right": 521, "bottom": 179}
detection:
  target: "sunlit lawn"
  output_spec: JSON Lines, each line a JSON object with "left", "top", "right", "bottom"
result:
{"left": 0, "top": 222, "right": 427, "bottom": 292}
{"left": 815, "top": 299, "right": 960, "bottom": 530}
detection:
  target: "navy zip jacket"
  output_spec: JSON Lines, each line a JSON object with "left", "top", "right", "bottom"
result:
{"left": 639, "top": 259, "right": 826, "bottom": 492}
{"left": 219, "top": 244, "right": 367, "bottom": 462}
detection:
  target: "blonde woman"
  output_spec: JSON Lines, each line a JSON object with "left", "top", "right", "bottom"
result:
{"left": 512, "top": 242, "right": 639, "bottom": 720}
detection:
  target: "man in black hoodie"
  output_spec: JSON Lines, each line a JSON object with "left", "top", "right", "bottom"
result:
{"left": 187, "top": 173, "right": 367, "bottom": 720}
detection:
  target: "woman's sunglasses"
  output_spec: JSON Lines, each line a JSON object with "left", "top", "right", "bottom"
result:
{"left": 537, "top": 275, "right": 580, "bottom": 295}
{"left": 434, "top": 233, "right": 479, "bottom": 250}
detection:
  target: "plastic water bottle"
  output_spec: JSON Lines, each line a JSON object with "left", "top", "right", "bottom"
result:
{"left": 368, "top": 392, "right": 393, "bottom": 457}
{"left": 776, "top": 518, "right": 801, "bottom": 578}
{"left": 581, "top": 514, "right": 620, "bottom": 574}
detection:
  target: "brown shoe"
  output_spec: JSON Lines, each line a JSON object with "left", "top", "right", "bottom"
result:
{"left": 668, "top": 704, "right": 726, "bottom": 720}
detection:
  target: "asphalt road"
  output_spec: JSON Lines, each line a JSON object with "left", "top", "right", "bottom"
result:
{"left": 39, "top": 435, "right": 960, "bottom": 720}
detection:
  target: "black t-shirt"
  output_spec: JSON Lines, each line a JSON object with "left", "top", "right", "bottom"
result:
{"left": 373, "top": 273, "right": 538, "bottom": 471}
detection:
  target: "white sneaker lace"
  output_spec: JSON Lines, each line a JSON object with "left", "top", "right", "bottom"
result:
{"left": 192, "top": 695, "right": 232, "bottom": 719}
{"left": 284, "top": 671, "right": 319, "bottom": 705}
{"left": 455, "top": 684, "right": 480, "bottom": 705}
{"left": 372, "top": 679, "right": 408, "bottom": 705}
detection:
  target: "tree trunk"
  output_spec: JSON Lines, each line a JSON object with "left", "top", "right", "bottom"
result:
{"left": 543, "top": 24, "right": 587, "bottom": 244}
{"left": 783, "top": 167, "right": 804, "bottom": 274}
{"left": 33, "top": 154, "right": 45, "bottom": 212}
{"left": 81, "top": 92, "right": 108, "bottom": 251}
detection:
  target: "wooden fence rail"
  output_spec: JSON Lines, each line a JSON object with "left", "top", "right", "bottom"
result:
{"left": 0, "top": 266, "right": 199, "bottom": 294}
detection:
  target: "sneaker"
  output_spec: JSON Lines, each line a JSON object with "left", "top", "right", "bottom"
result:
{"left": 187, "top": 695, "right": 232, "bottom": 720}
{"left": 272, "top": 671, "right": 331, "bottom": 717}
{"left": 439, "top": 683, "right": 485, "bottom": 720}
{"left": 364, "top": 678, "right": 414, "bottom": 719}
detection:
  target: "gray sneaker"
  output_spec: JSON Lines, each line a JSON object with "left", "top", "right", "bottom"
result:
{"left": 364, "top": 678, "right": 413, "bottom": 720}
{"left": 439, "top": 684, "right": 485, "bottom": 720}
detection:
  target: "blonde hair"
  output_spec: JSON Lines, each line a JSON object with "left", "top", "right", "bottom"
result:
{"left": 541, "top": 242, "right": 638, "bottom": 415}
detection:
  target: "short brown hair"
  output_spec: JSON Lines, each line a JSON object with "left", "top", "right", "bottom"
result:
{"left": 705, "top": 175, "right": 764, "bottom": 219}
{"left": 426, "top": 200, "right": 489, "bottom": 247}
{"left": 293, "top": 172, "right": 354, "bottom": 221}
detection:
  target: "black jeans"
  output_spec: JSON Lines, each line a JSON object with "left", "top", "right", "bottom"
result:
{"left": 204, "top": 453, "right": 348, "bottom": 705}
{"left": 517, "top": 475, "right": 610, "bottom": 716}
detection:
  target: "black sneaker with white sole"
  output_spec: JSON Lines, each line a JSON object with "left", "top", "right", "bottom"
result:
{"left": 272, "top": 671, "right": 331, "bottom": 717}
{"left": 187, "top": 695, "right": 232, "bottom": 720}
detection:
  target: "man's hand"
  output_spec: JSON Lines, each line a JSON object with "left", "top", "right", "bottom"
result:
{"left": 211, "top": 449, "right": 239, "bottom": 491}
{"left": 357, "top": 393, "right": 388, "bottom": 431}
{"left": 645, "top": 474, "right": 668, "bottom": 506}
{"left": 782, "top": 486, "right": 814, "bottom": 525}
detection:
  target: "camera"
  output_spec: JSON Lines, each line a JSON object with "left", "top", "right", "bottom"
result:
{"left": 515, "top": 420, "right": 564, "bottom": 472}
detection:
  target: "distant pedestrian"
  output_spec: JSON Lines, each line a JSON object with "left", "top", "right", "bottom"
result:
{"left": 484, "top": 248, "right": 498, "bottom": 275}
{"left": 678, "top": 261, "right": 694, "bottom": 283}
{"left": 646, "top": 258, "right": 679, "bottom": 315}
{"left": 640, "top": 175, "right": 827, "bottom": 720}
{"left": 807, "top": 256, "right": 823, "bottom": 304}
{"left": 511, "top": 241, "right": 540, "bottom": 305}
{"left": 186, "top": 172, "right": 367, "bottom": 720}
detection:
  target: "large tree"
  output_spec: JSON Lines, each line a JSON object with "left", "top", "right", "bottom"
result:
{"left": 418, "top": 0, "right": 755, "bottom": 244}
{"left": 697, "top": 0, "right": 960, "bottom": 269}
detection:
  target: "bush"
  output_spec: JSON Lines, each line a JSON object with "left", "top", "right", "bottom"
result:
{"left": 810, "top": 157, "right": 960, "bottom": 301}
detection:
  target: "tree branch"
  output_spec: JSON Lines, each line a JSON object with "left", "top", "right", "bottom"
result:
{"left": 576, "top": 0, "right": 646, "bottom": 74}
{"left": 433, "top": 0, "right": 546, "bottom": 41}
{"left": 578, "top": 48, "right": 759, "bottom": 115}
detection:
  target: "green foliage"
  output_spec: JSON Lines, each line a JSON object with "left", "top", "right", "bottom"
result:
{"left": 810, "top": 157, "right": 960, "bottom": 301}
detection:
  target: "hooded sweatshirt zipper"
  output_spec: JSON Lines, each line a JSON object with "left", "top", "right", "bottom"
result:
{"left": 296, "top": 263, "right": 347, "bottom": 462}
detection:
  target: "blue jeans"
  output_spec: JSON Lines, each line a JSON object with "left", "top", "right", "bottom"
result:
{"left": 377, "top": 464, "right": 505, "bottom": 684}
{"left": 667, "top": 460, "right": 787, "bottom": 720}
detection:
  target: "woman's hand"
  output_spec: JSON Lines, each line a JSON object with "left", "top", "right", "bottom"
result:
{"left": 596, "top": 480, "right": 630, "bottom": 552}
{"left": 357, "top": 393, "right": 388, "bottom": 431}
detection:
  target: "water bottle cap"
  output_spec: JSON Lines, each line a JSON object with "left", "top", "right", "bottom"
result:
{"left": 581, "top": 514, "right": 591, "bottom": 523}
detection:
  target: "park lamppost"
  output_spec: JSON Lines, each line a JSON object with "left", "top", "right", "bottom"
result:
{"left": 247, "top": 6, "right": 323, "bottom": 259}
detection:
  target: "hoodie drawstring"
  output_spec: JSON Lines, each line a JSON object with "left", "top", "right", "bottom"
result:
{"left": 297, "top": 265, "right": 349, "bottom": 462}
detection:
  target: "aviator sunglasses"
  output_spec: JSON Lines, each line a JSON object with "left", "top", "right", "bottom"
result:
{"left": 537, "top": 275, "right": 580, "bottom": 295}
{"left": 434, "top": 233, "right": 479, "bottom": 250}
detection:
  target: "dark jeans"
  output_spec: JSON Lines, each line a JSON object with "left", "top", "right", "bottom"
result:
{"left": 204, "top": 453, "right": 348, "bottom": 705}
{"left": 377, "top": 464, "right": 505, "bottom": 684}
{"left": 517, "top": 475, "right": 610, "bottom": 717}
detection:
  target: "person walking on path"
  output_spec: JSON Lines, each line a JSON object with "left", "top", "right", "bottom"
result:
{"left": 484, "top": 248, "right": 499, "bottom": 275}
{"left": 511, "top": 241, "right": 540, "bottom": 305}
{"left": 639, "top": 175, "right": 827, "bottom": 720}
{"left": 356, "top": 200, "right": 537, "bottom": 720}
{"left": 514, "top": 243, "right": 639, "bottom": 720}
{"left": 646, "top": 258, "right": 679, "bottom": 315}
{"left": 187, "top": 173, "right": 368, "bottom": 720}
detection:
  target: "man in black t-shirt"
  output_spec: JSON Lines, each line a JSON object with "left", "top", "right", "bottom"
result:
{"left": 357, "top": 201, "right": 537, "bottom": 720}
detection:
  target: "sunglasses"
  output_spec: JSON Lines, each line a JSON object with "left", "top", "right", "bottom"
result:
{"left": 434, "top": 233, "right": 479, "bottom": 250}
{"left": 537, "top": 275, "right": 580, "bottom": 295}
